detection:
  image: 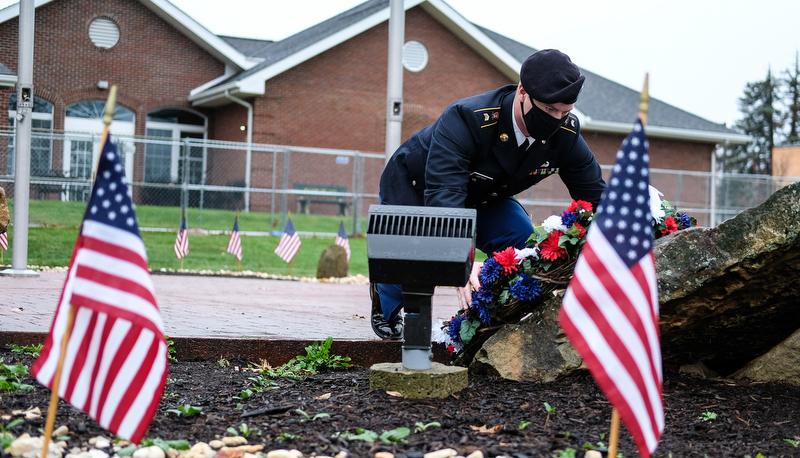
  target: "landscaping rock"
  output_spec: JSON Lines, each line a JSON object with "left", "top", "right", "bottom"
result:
{"left": 316, "top": 245, "right": 348, "bottom": 278}
{"left": 220, "top": 437, "right": 247, "bottom": 447}
{"left": 734, "top": 326, "right": 800, "bottom": 385}
{"left": 471, "top": 293, "right": 585, "bottom": 382}
{"left": 4, "top": 434, "right": 64, "bottom": 458}
{"left": 132, "top": 445, "right": 165, "bottom": 458}
{"left": 52, "top": 426, "right": 69, "bottom": 438}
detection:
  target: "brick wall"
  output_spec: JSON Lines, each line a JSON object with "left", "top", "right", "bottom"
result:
{"left": 0, "top": 0, "right": 224, "bottom": 180}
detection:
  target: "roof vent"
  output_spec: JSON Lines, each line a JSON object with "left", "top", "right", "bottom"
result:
{"left": 89, "top": 18, "right": 120, "bottom": 49}
{"left": 402, "top": 41, "right": 428, "bottom": 72}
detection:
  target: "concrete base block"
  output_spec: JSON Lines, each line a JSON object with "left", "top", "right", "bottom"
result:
{"left": 369, "top": 362, "right": 468, "bottom": 399}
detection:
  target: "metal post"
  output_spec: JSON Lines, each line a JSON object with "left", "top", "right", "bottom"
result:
{"left": 270, "top": 148, "right": 277, "bottom": 230}
{"left": 280, "top": 149, "right": 290, "bottom": 228}
{"left": 351, "top": 151, "right": 360, "bottom": 236}
{"left": 384, "top": 0, "right": 404, "bottom": 164}
{"left": 2, "top": 0, "right": 38, "bottom": 278}
{"left": 710, "top": 147, "right": 718, "bottom": 227}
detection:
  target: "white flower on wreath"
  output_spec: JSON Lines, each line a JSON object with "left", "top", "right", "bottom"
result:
{"left": 542, "top": 215, "right": 567, "bottom": 233}
{"left": 515, "top": 246, "right": 539, "bottom": 261}
{"left": 432, "top": 319, "right": 464, "bottom": 353}
{"left": 649, "top": 185, "right": 665, "bottom": 224}
{"left": 432, "top": 319, "right": 448, "bottom": 343}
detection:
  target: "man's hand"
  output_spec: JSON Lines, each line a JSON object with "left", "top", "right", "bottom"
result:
{"left": 456, "top": 261, "right": 483, "bottom": 310}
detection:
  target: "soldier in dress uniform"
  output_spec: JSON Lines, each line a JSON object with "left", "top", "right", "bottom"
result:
{"left": 371, "top": 49, "right": 606, "bottom": 340}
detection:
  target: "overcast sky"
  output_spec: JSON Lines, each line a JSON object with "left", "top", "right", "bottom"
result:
{"left": 3, "top": 0, "right": 799, "bottom": 128}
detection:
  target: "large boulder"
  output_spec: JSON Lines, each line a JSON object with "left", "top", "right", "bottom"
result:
{"left": 472, "top": 182, "right": 800, "bottom": 381}
{"left": 655, "top": 182, "right": 800, "bottom": 375}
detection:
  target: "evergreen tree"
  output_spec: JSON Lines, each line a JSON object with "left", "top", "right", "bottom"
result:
{"left": 721, "top": 68, "right": 781, "bottom": 174}
{"left": 784, "top": 51, "right": 800, "bottom": 144}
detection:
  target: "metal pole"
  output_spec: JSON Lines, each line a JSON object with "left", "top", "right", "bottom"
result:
{"left": 223, "top": 90, "right": 253, "bottom": 212}
{"left": 280, "top": 149, "right": 290, "bottom": 228}
{"left": 384, "top": 0, "right": 404, "bottom": 165}
{"left": 2, "top": 0, "right": 38, "bottom": 277}
{"left": 710, "top": 146, "right": 718, "bottom": 227}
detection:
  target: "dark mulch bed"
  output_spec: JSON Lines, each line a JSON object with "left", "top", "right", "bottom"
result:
{"left": 2, "top": 349, "right": 799, "bottom": 458}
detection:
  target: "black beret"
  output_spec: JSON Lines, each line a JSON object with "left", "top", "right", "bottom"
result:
{"left": 520, "top": 49, "right": 585, "bottom": 104}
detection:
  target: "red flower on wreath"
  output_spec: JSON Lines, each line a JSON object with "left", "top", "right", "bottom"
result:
{"left": 494, "top": 246, "right": 519, "bottom": 275}
{"left": 567, "top": 200, "right": 593, "bottom": 213}
{"left": 660, "top": 216, "right": 678, "bottom": 236}
{"left": 539, "top": 230, "right": 567, "bottom": 261}
{"left": 574, "top": 222, "right": 586, "bottom": 239}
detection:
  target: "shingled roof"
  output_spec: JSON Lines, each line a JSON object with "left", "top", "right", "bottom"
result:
{"left": 193, "top": 0, "right": 746, "bottom": 144}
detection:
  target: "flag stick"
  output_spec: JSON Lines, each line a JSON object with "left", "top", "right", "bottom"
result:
{"left": 606, "top": 73, "right": 649, "bottom": 458}
{"left": 607, "top": 408, "right": 621, "bottom": 457}
{"left": 92, "top": 85, "right": 117, "bottom": 182}
{"left": 40, "top": 304, "right": 76, "bottom": 458}
{"left": 42, "top": 86, "right": 117, "bottom": 458}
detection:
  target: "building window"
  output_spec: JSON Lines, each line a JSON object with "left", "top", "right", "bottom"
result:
{"left": 145, "top": 108, "right": 207, "bottom": 184}
{"left": 402, "top": 41, "right": 428, "bottom": 72}
{"left": 66, "top": 100, "right": 133, "bottom": 121}
{"left": 7, "top": 93, "right": 54, "bottom": 176}
{"left": 64, "top": 100, "right": 135, "bottom": 201}
{"left": 89, "top": 18, "right": 120, "bottom": 49}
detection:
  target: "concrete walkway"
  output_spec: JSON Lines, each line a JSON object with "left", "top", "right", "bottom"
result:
{"left": 0, "top": 271, "right": 461, "bottom": 365}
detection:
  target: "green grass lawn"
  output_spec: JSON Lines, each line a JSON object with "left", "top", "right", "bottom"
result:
{"left": 5, "top": 199, "right": 369, "bottom": 279}
{"left": 4, "top": 199, "right": 487, "bottom": 279}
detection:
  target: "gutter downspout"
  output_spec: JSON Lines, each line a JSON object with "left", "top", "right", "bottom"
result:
{"left": 224, "top": 89, "right": 253, "bottom": 212}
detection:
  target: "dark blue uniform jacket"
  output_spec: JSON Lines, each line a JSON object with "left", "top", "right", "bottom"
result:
{"left": 380, "top": 85, "right": 606, "bottom": 209}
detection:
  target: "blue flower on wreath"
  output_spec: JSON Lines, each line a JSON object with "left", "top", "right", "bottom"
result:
{"left": 469, "top": 298, "right": 492, "bottom": 325}
{"left": 472, "top": 285, "right": 494, "bottom": 305}
{"left": 479, "top": 257, "right": 503, "bottom": 285}
{"left": 509, "top": 273, "right": 542, "bottom": 302}
{"left": 447, "top": 314, "right": 467, "bottom": 341}
{"left": 679, "top": 212, "right": 692, "bottom": 228}
{"left": 560, "top": 211, "right": 578, "bottom": 228}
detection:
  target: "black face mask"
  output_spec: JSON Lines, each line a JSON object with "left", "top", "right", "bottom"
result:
{"left": 521, "top": 98, "right": 567, "bottom": 140}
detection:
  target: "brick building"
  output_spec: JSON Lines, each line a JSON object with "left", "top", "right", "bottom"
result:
{"left": 0, "top": 0, "right": 749, "bottom": 218}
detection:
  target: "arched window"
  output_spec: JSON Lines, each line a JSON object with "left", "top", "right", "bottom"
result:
{"left": 144, "top": 108, "right": 206, "bottom": 184}
{"left": 7, "top": 93, "right": 54, "bottom": 176}
{"left": 64, "top": 100, "right": 135, "bottom": 201}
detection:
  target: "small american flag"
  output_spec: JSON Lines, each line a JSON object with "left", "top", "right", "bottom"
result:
{"left": 274, "top": 218, "right": 301, "bottom": 263}
{"left": 31, "top": 139, "right": 167, "bottom": 444}
{"left": 335, "top": 221, "right": 350, "bottom": 261}
{"left": 0, "top": 231, "right": 7, "bottom": 251}
{"left": 226, "top": 216, "right": 242, "bottom": 261}
{"left": 560, "top": 118, "right": 664, "bottom": 457}
{"left": 174, "top": 215, "right": 188, "bottom": 259}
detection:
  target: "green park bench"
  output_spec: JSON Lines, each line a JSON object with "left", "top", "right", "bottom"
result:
{"left": 293, "top": 183, "right": 352, "bottom": 216}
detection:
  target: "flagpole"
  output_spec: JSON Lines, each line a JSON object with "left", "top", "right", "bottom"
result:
{"left": 40, "top": 304, "right": 76, "bottom": 458}
{"left": 606, "top": 73, "right": 649, "bottom": 458}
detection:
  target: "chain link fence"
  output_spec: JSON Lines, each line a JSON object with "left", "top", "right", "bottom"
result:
{"left": 1, "top": 130, "right": 797, "bottom": 233}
